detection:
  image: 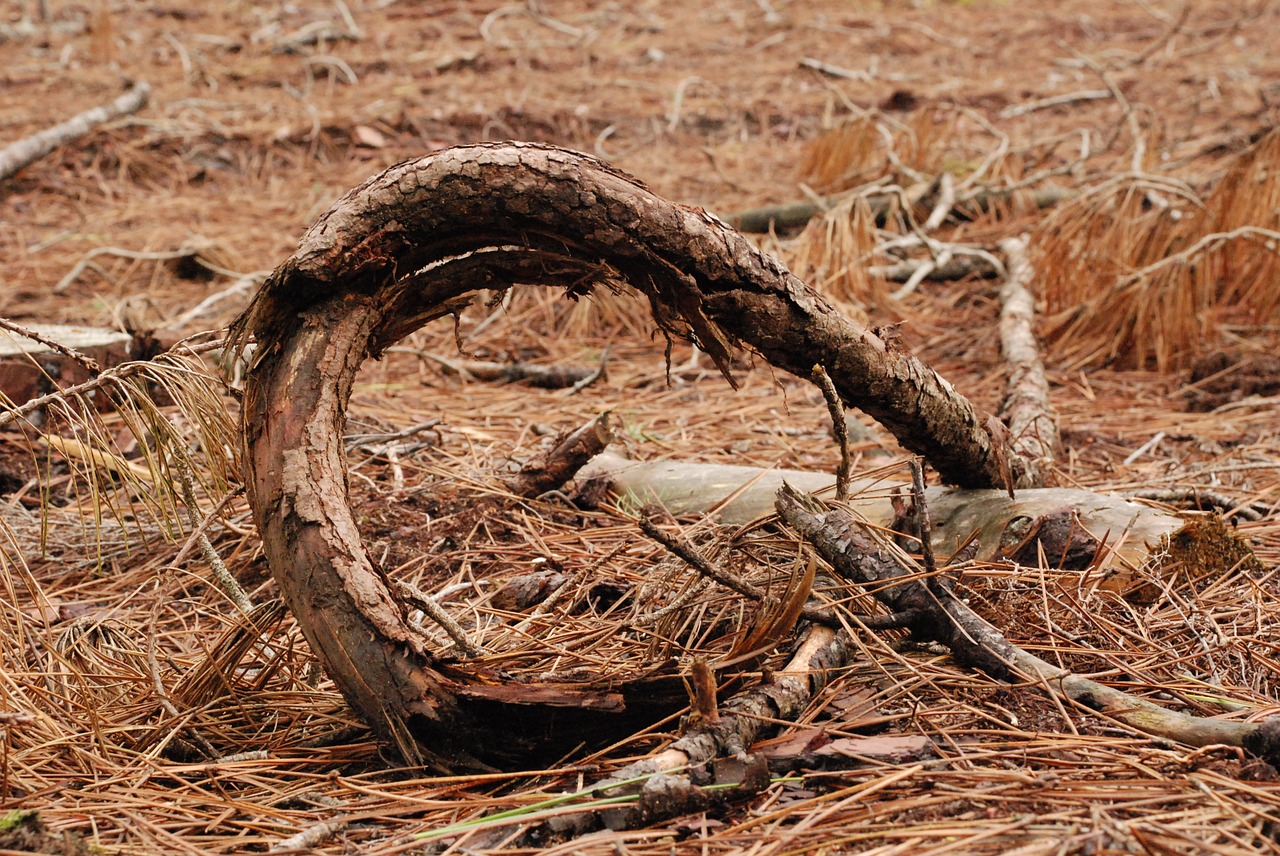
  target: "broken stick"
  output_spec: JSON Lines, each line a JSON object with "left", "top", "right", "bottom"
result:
{"left": 0, "top": 81, "right": 149, "bottom": 182}
{"left": 774, "top": 483, "right": 1280, "bottom": 764}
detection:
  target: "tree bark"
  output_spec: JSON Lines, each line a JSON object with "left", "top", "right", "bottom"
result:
{"left": 233, "top": 142, "right": 1015, "bottom": 760}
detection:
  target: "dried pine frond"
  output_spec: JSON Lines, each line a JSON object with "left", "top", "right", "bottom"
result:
{"left": 783, "top": 195, "right": 878, "bottom": 317}
{"left": 1034, "top": 177, "right": 1197, "bottom": 369}
{"left": 0, "top": 341, "right": 239, "bottom": 567}
{"left": 799, "top": 116, "right": 884, "bottom": 194}
{"left": 1038, "top": 132, "right": 1280, "bottom": 370}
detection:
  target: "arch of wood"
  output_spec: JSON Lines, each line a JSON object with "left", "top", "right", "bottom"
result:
{"left": 232, "top": 142, "right": 1009, "bottom": 764}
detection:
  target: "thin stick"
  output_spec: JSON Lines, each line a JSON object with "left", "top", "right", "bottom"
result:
{"left": 998, "top": 89, "right": 1110, "bottom": 119}
{"left": 0, "top": 318, "right": 102, "bottom": 375}
{"left": 169, "top": 443, "right": 253, "bottom": 615}
{"left": 0, "top": 81, "right": 149, "bottom": 181}
{"left": 394, "top": 580, "right": 485, "bottom": 658}
{"left": 0, "top": 339, "right": 225, "bottom": 429}
{"left": 908, "top": 459, "right": 937, "bottom": 576}
{"left": 55, "top": 245, "right": 202, "bottom": 293}
{"left": 812, "top": 364, "right": 853, "bottom": 500}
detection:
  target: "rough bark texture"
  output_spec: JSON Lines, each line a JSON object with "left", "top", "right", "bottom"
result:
{"left": 234, "top": 142, "right": 1011, "bottom": 760}
{"left": 235, "top": 143, "right": 1006, "bottom": 487}
{"left": 505, "top": 412, "right": 614, "bottom": 498}
{"left": 242, "top": 294, "right": 474, "bottom": 767}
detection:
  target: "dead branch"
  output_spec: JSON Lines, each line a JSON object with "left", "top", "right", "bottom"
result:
{"left": 727, "top": 184, "right": 1072, "bottom": 234}
{"left": 393, "top": 348, "right": 599, "bottom": 389}
{"left": 504, "top": 411, "right": 614, "bottom": 497}
{"left": 868, "top": 255, "right": 1000, "bottom": 283}
{"left": 231, "top": 142, "right": 1015, "bottom": 761}
{"left": 997, "top": 236, "right": 1060, "bottom": 487}
{"left": 998, "top": 89, "right": 1111, "bottom": 119}
{"left": 775, "top": 484, "right": 1280, "bottom": 763}
{"left": 0, "top": 81, "right": 149, "bottom": 182}
{"left": 0, "top": 318, "right": 102, "bottom": 375}
{"left": 811, "top": 364, "right": 855, "bottom": 499}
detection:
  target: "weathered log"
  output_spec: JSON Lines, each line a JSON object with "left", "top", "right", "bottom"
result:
{"left": 232, "top": 143, "right": 1017, "bottom": 760}
{"left": 580, "top": 452, "right": 1256, "bottom": 594}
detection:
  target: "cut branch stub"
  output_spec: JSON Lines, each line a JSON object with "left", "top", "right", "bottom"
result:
{"left": 234, "top": 142, "right": 1012, "bottom": 761}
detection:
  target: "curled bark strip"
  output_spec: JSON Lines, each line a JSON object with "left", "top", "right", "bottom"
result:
{"left": 233, "top": 142, "right": 1009, "bottom": 760}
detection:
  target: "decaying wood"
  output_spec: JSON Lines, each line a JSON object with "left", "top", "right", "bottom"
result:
{"left": 504, "top": 411, "right": 614, "bottom": 497}
{"left": 585, "top": 452, "right": 1156, "bottom": 559}
{"left": 0, "top": 322, "right": 133, "bottom": 408}
{"left": 582, "top": 451, "right": 1261, "bottom": 595}
{"left": 0, "top": 81, "right": 149, "bottom": 182}
{"left": 774, "top": 484, "right": 1280, "bottom": 762}
{"left": 232, "top": 142, "right": 1018, "bottom": 759}
{"left": 998, "top": 236, "right": 1060, "bottom": 487}
{"left": 726, "top": 185, "right": 1074, "bottom": 234}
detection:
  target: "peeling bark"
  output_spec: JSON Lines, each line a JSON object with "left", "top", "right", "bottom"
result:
{"left": 234, "top": 143, "right": 1015, "bottom": 760}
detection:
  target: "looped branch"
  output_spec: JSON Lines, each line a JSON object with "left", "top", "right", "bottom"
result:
{"left": 233, "top": 142, "right": 1015, "bottom": 763}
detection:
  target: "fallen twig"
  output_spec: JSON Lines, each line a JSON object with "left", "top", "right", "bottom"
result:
{"left": 998, "top": 89, "right": 1111, "bottom": 119}
{"left": 0, "top": 318, "right": 102, "bottom": 375}
{"left": 0, "top": 81, "right": 149, "bottom": 182}
{"left": 775, "top": 483, "right": 1280, "bottom": 763}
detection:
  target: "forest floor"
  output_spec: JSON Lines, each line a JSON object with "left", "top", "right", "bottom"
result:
{"left": 2, "top": 0, "right": 1280, "bottom": 853}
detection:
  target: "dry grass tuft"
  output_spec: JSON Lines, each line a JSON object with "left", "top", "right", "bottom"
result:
{"left": 782, "top": 195, "right": 879, "bottom": 316}
{"left": 1038, "top": 130, "right": 1280, "bottom": 371}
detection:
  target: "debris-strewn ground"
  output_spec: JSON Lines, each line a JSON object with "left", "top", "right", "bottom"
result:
{"left": 3, "top": 1, "right": 1280, "bottom": 853}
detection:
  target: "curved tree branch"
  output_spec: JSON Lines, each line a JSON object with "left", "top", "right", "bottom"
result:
{"left": 233, "top": 142, "right": 1014, "bottom": 761}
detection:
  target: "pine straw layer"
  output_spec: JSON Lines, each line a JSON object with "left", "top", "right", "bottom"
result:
{"left": 3, "top": 0, "right": 1280, "bottom": 852}
{"left": 0, "top": 290, "right": 1278, "bottom": 853}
